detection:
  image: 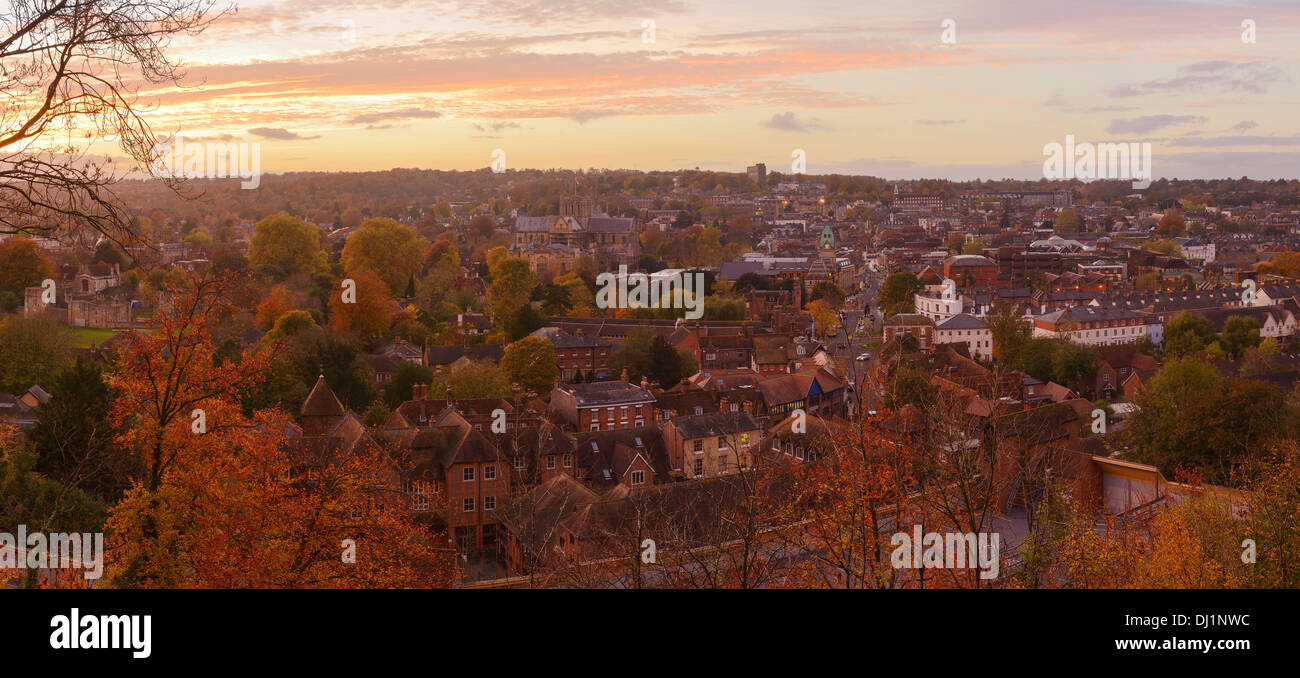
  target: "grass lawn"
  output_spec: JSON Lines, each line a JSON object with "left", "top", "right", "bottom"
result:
{"left": 67, "top": 327, "right": 120, "bottom": 348}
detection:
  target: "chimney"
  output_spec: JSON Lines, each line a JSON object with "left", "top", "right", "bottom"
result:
{"left": 413, "top": 382, "right": 427, "bottom": 400}
{"left": 621, "top": 367, "right": 630, "bottom": 382}
{"left": 640, "top": 375, "right": 649, "bottom": 388}
{"left": 575, "top": 327, "right": 584, "bottom": 336}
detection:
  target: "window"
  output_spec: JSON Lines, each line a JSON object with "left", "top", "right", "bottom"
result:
{"left": 513, "top": 456, "right": 525, "bottom": 470}
{"left": 409, "top": 480, "right": 431, "bottom": 511}
{"left": 483, "top": 465, "right": 496, "bottom": 481}
{"left": 563, "top": 454, "right": 572, "bottom": 468}
{"left": 693, "top": 439, "right": 704, "bottom": 454}
{"left": 693, "top": 459, "right": 704, "bottom": 476}
{"left": 463, "top": 497, "right": 475, "bottom": 512}
{"left": 483, "top": 496, "right": 496, "bottom": 511}
{"left": 631, "top": 470, "right": 645, "bottom": 486}
{"left": 718, "top": 456, "right": 729, "bottom": 473}
{"left": 463, "top": 467, "right": 475, "bottom": 482}
{"left": 590, "top": 422, "right": 600, "bottom": 431}
{"left": 546, "top": 456, "right": 556, "bottom": 469}
{"left": 717, "top": 436, "right": 728, "bottom": 450}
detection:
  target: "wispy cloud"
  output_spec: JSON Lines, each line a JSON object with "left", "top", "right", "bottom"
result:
{"left": 347, "top": 108, "right": 442, "bottom": 126}
{"left": 1169, "top": 135, "right": 1300, "bottom": 147}
{"left": 1109, "top": 61, "right": 1285, "bottom": 97}
{"left": 1106, "top": 115, "right": 1205, "bottom": 134}
{"left": 248, "top": 127, "right": 321, "bottom": 140}
{"left": 761, "top": 111, "right": 825, "bottom": 133}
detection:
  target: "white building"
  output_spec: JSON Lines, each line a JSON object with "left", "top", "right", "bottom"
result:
{"left": 934, "top": 314, "right": 993, "bottom": 360}
{"left": 1032, "top": 305, "right": 1154, "bottom": 346}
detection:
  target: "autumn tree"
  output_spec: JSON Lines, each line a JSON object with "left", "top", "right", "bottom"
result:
{"left": 328, "top": 271, "right": 396, "bottom": 336}
{"left": 248, "top": 213, "right": 329, "bottom": 277}
{"left": 341, "top": 218, "right": 427, "bottom": 295}
{"left": 255, "top": 285, "right": 295, "bottom": 330}
{"left": 0, "top": 237, "right": 55, "bottom": 294}
{"left": 806, "top": 299, "right": 842, "bottom": 338}
{"left": 105, "top": 276, "right": 453, "bottom": 587}
{"left": 1156, "top": 212, "right": 1187, "bottom": 238}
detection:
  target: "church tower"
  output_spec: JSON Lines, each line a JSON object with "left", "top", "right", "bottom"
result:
{"left": 818, "top": 223, "right": 835, "bottom": 259}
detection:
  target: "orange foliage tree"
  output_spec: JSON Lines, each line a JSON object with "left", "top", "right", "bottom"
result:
{"left": 328, "top": 270, "right": 396, "bottom": 336}
{"left": 106, "top": 276, "right": 454, "bottom": 587}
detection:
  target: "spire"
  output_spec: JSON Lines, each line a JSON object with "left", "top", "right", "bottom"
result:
{"left": 301, "top": 374, "right": 344, "bottom": 418}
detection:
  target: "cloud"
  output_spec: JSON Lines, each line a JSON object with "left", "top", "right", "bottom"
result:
{"left": 1106, "top": 115, "right": 1205, "bottom": 134}
{"left": 248, "top": 127, "right": 320, "bottom": 140}
{"left": 450, "top": 0, "right": 688, "bottom": 25}
{"left": 1108, "top": 61, "right": 1285, "bottom": 97}
{"left": 761, "top": 111, "right": 825, "bottom": 133}
{"left": 1169, "top": 135, "right": 1300, "bottom": 147}
{"left": 916, "top": 119, "right": 964, "bottom": 126}
{"left": 347, "top": 108, "right": 442, "bottom": 126}
{"left": 1229, "top": 120, "right": 1258, "bottom": 133}
{"left": 472, "top": 121, "right": 521, "bottom": 132}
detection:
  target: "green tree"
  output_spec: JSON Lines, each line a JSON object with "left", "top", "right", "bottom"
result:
{"left": 0, "top": 313, "right": 72, "bottom": 393}
{"left": 429, "top": 360, "right": 509, "bottom": 398}
{"left": 382, "top": 361, "right": 435, "bottom": 408}
{"left": 504, "top": 303, "right": 547, "bottom": 342}
{"left": 648, "top": 335, "right": 691, "bottom": 388}
{"left": 30, "top": 357, "right": 136, "bottom": 502}
{"left": 1220, "top": 315, "right": 1261, "bottom": 360}
{"left": 486, "top": 255, "right": 539, "bottom": 333}
{"left": 1164, "top": 311, "right": 1216, "bottom": 358}
{"left": 1129, "top": 359, "right": 1288, "bottom": 485}
{"left": 1053, "top": 209, "right": 1082, "bottom": 234}
{"left": 877, "top": 271, "right": 921, "bottom": 315}
{"left": 248, "top": 213, "right": 329, "bottom": 277}
{"left": 987, "top": 301, "right": 1030, "bottom": 363}
{"left": 608, "top": 328, "right": 656, "bottom": 383}
{"left": 502, "top": 336, "right": 559, "bottom": 394}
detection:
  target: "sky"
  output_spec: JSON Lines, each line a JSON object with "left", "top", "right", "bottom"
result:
{"left": 127, "top": 0, "right": 1300, "bottom": 179}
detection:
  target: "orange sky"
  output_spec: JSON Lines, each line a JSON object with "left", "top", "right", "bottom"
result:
{"left": 116, "top": 0, "right": 1300, "bottom": 179}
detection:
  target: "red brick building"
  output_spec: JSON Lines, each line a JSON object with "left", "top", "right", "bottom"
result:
{"left": 549, "top": 381, "right": 657, "bottom": 432}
